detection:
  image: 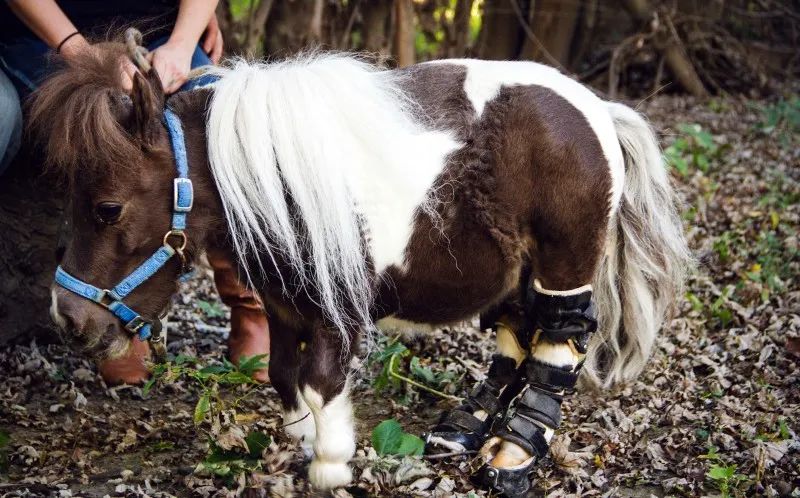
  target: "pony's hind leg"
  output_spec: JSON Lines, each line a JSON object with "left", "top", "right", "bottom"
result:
{"left": 424, "top": 301, "right": 528, "bottom": 454}
{"left": 474, "top": 207, "right": 608, "bottom": 496}
{"left": 299, "top": 323, "right": 357, "bottom": 490}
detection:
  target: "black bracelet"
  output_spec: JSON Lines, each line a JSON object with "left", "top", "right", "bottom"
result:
{"left": 56, "top": 31, "right": 80, "bottom": 54}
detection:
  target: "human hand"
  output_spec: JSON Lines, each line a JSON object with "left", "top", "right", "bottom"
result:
{"left": 149, "top": 40, "right": 194, "bottom": 94}
{"left": 60, "top": 34, "right": 137, "bottom": 92}
{"left": 202, "top": 14, "right": 223, "bottom": 64}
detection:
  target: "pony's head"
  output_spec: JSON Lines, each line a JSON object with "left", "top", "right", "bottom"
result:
{"left": 29, "top": 44, "right": 219, "bottom": 359}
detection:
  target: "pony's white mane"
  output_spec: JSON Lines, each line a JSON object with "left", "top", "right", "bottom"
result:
{"left": 205, "top": 54, "right": 443, "bottom": 337}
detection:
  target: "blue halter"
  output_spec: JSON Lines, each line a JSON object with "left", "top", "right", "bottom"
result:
{"left": 54, "top": 108, "right": 194, "bottom": 342}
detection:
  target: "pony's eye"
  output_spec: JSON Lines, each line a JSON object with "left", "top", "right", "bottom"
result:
{"left": 95, "top": 202, "right": 123, "bottom": 224}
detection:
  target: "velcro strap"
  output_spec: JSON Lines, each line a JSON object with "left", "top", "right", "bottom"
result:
{"left": 467, "top": 382, "right": 501, "bottom": 415}
{"left": 497, "top": 415, "right": 549, "bottom": 457}
{"left": 487, "top": 354, "right": 518, "bottom": 381}
{"left": 437, "top": 409, "right": 486, "bottom": 434}
{"left": 526, "top": 359, "right": 579, "bottom": 390}
{"left": 518, "top": 388, "right": 562, "bottom": 428}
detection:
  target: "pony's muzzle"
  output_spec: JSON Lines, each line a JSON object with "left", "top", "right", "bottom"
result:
{"left": 51, "top": 285, "right": 127, "bottom": 358}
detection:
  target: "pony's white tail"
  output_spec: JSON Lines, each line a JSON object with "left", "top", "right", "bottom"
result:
{"left": 584, "top": 103, "right": 692, "bottom": 389}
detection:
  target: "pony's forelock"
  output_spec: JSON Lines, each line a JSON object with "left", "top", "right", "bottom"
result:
{"left": 27, "top": 43, "right": 143, "bottom": 181}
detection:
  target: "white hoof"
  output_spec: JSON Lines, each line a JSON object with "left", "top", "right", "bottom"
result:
{"left": 308, "top": 460, "right": 353, "bottom": 489}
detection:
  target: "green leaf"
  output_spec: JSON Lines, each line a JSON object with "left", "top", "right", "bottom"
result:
{"left": 197, "top": 299, "right": 226, "bottom": 318}
{"left": 245, "top": 431, "right": 271, "bottom": 458}
{"left": 198, "top": 364, "right": 230, "bottom": 376}
{"left": 174, "top": 354, "right": 197, "bottom": 366}
{"left": 0, "top": 431, "right": 9, "bottom": 448}
{"left": 142, "top": 377, "right": 157, "bottom": 396}
{"left": 372, "top": 419, "right": 404, "bottom": 455}
{"left": 150, "top": 440, "right": 175, "bottom": 452}
{"left": 410, "top": 356, "right": 437, "bottom": 385}
{"left": 708, "top": 464, "right": 736, "bottom": 480}
{"left": 221, "top": 371, "right": 256, "bottom": 385}
{"left": 396, "top": 433, "right": 425, "bottom": 456}
{"left": 778, "top": 418, "right": 791, "bottom": 440}
{"left": 194, "top": 392, "right": 211, "bottom": 425}
{"left": 237, "top": 354, "right": 270, "bottom": 376}
{"left": 371, "top": 341, "right": 409, "bottom": 364}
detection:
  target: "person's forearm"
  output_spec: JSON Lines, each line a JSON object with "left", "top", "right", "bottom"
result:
{"left": 168, "top": 0, "right": 219, "bottom": 51}
{"left": 7, "top": 0, "right": 83, "bottom": 50}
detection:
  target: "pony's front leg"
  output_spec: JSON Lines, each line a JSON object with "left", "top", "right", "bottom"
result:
{"left": 475, "top": 280, "right": 597, "bottom": 497}
{"left": 299, "top": 324, "right": 357, "bottom": 490}
{"left": 269, "top": 319, "right": 318, "bottom": 456}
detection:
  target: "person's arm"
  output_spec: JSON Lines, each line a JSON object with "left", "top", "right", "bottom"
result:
{"left": 6, "top": 0, "right": 90, "bottom": 59}
{"left": 150, "top": 0, "right": 219, "bottom": 93}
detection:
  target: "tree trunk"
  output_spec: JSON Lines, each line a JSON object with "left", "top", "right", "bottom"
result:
{"left": 393, "top": 0, "right": 415, "bottom": 67}
{"left": 264, "top": 0, "right": 321, "bottom": 56}
{"left": 450, "top": 0, "right": 475, "bottom": 57}
{"left": 621, "top": 0, "right": 709, "bottom": 97}
{"left": 216, "top": 0, "right": 274, "bottom": 57}
{"left": 0, "top": 156, "right": 64, "bottom": 345}
{"left": 362, "top": 0, "right": 392, "bottom": 54}
{"left": 519, "top": 0, "right": 580, "bottom": 68}
{"left": 476, "top": 0, "right": 522, "bottom": 60}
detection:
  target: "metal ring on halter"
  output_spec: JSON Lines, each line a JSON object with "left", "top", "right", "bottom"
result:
{"left": 163, "top": 230, "right": 188, "bottom": 252}
{"left": 124, "top": 28, "right": 152, "bottom": 73}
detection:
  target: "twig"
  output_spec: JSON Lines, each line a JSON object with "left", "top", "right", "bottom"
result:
{"left": 339, "top": 0, "right": 362, "bottom": 49}
{"left": 387, "top": 354, "right": 462, "bottom": 402}
{"left": 278, "top": 412, "right": 311, "bottom": 429}
{"left": 507, "top": 0, "right": 566, "bottom": 70}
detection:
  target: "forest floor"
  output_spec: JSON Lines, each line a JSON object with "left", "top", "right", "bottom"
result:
{"left": 1, "top": 93, "right": 798, "bottom": 497}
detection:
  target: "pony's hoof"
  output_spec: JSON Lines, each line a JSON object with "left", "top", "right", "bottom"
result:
{"left": 472, "top": 461, "right": 534, "bottom": 497}
{"left": 308, "top": 460, "right": 352, "bottom": 489}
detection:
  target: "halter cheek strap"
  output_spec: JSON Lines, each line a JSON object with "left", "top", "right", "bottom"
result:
{"left": 54, "top": 108, "right": 193, "bottom": 342}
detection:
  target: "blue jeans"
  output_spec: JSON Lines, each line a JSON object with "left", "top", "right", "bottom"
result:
{"left": 0, "top": 69, "right": 22, "bottom": 174}
{"left": 0, "top": 35, "right": 212, "bottom": 172}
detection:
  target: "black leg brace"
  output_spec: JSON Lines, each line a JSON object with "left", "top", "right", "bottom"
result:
{"left": 476, "top": 287, "right": 597, "bottom": 497}
{"left": 425, "top": 310, "right": 528, "bottom": 454}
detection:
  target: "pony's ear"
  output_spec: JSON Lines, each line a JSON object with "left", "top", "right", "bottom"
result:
{"left": 129, "top": 70, "right": 165, "bottom": 143}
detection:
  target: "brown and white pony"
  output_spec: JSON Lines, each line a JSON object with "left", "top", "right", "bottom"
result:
{"left": 32, "top": 44, "right": 689, "bottom": 492}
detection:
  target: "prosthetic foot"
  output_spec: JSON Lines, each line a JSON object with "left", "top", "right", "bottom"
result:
{"left": 425, "top": 315, "right": 528, "bottom": 454}
{"left": 474, "top": 281, "right": 596, "bottom": 497}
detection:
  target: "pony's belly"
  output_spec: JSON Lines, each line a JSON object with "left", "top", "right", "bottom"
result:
{"left": 376, "top": 255, "right": 521, "bottom": 327}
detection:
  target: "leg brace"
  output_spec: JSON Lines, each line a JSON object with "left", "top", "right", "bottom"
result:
{"left": 495, "top": 284, "right": 597, "bottom": 458}
{"left": 425, "top": 308, "right": 528, "bottom": 453}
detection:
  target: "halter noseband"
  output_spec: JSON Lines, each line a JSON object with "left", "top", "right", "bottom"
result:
{"left": 54, "top": 108, "right": 194, "bottom": 343}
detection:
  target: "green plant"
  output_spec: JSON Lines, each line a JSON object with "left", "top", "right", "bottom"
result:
{"left": 198, "top": 430, "right": 271, "bottom": 484}
{"left": 144, "top": 353, "right": 269, "bottom": 424}
{"left": 145, "top": 354, "right": 271, "bottom": 486}
{"left": 700, "top": 446, "right": 749, "bottom": 497}
{"left": 707, "top": 463, "right": 748, "bottom": 497}
{"left": 371, "top": 419, "right": 424, "bottom": 457}
{"left": 369, "top": 337, "right": 460, "bottom": 401}
{"left": 664, "top": 123, "right": 723, "bottom": 176}
{"left": 197, "top": 299, "right": 226, "bottom": 319}
{"left": 0, "top": 430, "right": 9, "bottom": 474}
{"left": 709, "top": 286, "right": 735, "bottom": 328}
{"left": 753, "top": 95, "right": 800, "bottom": 147}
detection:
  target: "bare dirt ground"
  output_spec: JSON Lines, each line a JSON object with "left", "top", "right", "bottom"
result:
{"left": 1, "top": 94, "right": 798, "bottom": 497}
